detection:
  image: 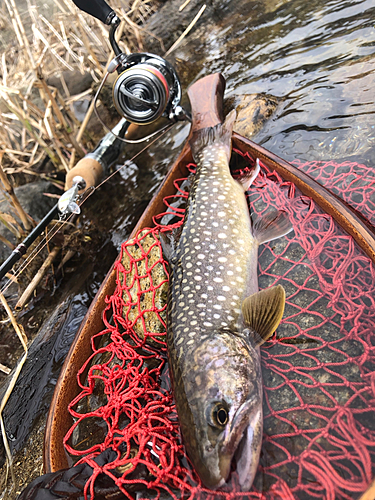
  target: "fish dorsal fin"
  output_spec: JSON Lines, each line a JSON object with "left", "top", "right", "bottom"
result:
{"left": 189, "top": 110, "right": 236, "bottom": 163}
{"left": 252, "top": 210, "right": 293, "bottom": 245}
{"left": 242, "top": 285, "right": 286, "bottom": 345}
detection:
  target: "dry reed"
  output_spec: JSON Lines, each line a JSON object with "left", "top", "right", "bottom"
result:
{"left": 0, "top": 0, "right": 159, "bottom": 181}
{"left": 0, "top": 1, "right": 160, "bottom": 491}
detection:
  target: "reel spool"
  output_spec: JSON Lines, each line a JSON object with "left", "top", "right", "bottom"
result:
{"left": 111, "top": 53, "right": 183, "bottom": 125}
{"left": 71, "top": 0, "right": 188, "bottom": 142}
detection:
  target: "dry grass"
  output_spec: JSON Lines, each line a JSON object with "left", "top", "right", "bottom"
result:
{"left": 0, "top": 0, "right": 160, "bottom": 493}
{"left": 0, "top": 0, "right": 160, "bottom": 270}
{"left": 0, "top": 0, "right": 159, "bottom": 179}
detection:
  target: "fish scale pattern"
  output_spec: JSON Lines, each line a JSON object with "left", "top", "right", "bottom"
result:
{"left": 64, "top": 151, "right": 375, "bottom": 500}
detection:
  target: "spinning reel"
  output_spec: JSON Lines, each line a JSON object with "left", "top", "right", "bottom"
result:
{"left": 72, "top": 0, "right": 189, "bottom": 142}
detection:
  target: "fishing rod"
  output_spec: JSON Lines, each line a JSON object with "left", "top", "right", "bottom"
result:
{"left": 0, "top": 0, "right": 190, "bottom": 286}
{"left": 0, "top": 117, "right": 130, "bottom": 283}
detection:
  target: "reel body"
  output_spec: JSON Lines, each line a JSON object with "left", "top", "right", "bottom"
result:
{"left": 71, "top": 0, "right": 189, "bottom": 143}
{"left": 112, "top": 54, "right": 182, "bottom": 125}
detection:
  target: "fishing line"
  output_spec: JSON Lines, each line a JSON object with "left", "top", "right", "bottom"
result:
{"left": 3, "top": 192, "right": 92, "bottom": 289}
{"left": 0, "top": 122, "right": 176, "bottom": 299}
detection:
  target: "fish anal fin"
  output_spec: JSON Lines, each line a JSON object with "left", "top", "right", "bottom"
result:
{"left": 252, "top": 210, "right": 293, "bottom": 245}
{"left": 236, "top": 158, "right": 261, "bottom": 192}
{"left": 242, "top": 285, "right": 286, "bottom": 345}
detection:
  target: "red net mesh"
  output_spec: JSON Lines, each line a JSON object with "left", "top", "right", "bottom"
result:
{"left": 64, "top": 150, "right": 375, "bottom": 500}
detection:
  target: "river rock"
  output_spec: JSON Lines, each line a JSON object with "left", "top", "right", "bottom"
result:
{"left": 0, "top": 180, "right": 61, "bottom": 263}
{"left": 143, "top": 0, "right": 225, "bottom": 54}
{"left": 224, "top": 93, "right": 281, "bottom": 138}
{"left": 119, "top": 230, "right": 168, "bottom": 346}
{"left": 47, "top": 70, "right": 94, "bottom": 97}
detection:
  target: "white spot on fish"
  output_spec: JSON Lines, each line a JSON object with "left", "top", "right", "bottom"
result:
{"left": 194, "top": 276, "right": 202, "bottom": 281}
{"left": 204, "top": 322, "right": 213, "bottom": 327}
{"left": 214, "top": 277, "right": 223, "bottom": 283}
{"left": 218, "top": 233, "right": 227, "bottom": 239}
{"left": 223, "top": 286, "right": 230, "bottom": 292}
{"left": 217, "top": 296, "right": 226, "bottom": 301}
{"left": 218, "top": 257, "right": 227, "bottom": 263}
{"left": 213, "top": 304, "right": 222, "bottom": 310}
{"left": 218, "top": 211, "right": 225, "bottom": 217}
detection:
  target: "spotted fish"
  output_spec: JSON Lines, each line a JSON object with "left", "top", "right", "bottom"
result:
{"left": 165, "top": 110, "right": 293, "bottom": 491}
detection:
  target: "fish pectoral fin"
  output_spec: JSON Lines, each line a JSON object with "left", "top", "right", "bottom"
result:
{"left": 241, "top": 285, "right": 286, "bottom": 345}
{"left": 252, "top": 210, "right": 293, "bottom": 245}
{"left": 160, "top": 231, "right": 176, "bottom": 266}
{"left": 236, "top": 158, "right": 261, "bottom": 192}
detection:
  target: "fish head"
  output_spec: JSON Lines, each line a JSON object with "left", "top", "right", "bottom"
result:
{"left": 177, "top": 332, "right": 263, "bottom": 491}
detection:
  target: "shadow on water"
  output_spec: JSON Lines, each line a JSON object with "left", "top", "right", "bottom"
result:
{"left": 0, "top": 0, "right": 375, "bottom": 497}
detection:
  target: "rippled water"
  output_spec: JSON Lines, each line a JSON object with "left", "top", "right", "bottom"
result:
{"left": 167, "top": 0, "right": 375, "bottom": 165}
{"left": 1, "top": 0, "right": 375, "bottom": 497}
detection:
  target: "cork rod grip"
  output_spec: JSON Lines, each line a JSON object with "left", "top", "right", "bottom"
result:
{"left": 65, "top": 157, "right": 104, "bottom": 191}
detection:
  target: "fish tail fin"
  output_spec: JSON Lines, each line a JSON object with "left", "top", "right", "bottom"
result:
{"left": 252, "top": 210, "right": 293, "bottom": 245}
{"left": 189, "top": 110, "right": 237, "bottom": 163}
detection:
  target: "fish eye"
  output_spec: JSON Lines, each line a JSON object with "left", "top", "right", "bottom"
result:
{"left": 207, "top": 402, "right": 229, "bottom": 428}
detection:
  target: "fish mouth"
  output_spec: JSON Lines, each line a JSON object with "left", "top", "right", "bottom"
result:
{"left": 220, "top": 400, "right": 262, "bottom": 491}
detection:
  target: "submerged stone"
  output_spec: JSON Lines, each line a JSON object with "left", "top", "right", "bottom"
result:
{"left": 119, "top": 230, "right": 168, "bottom": 346}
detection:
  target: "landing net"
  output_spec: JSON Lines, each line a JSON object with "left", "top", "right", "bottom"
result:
{"left": 64, "top": 151, "right": 375, "bottom": 500}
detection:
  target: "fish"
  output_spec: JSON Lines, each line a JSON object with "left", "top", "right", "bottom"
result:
{"left": 165, "top": 110, "right": 293, "bottom": 491}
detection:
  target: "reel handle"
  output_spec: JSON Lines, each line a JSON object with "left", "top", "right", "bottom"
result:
{"left": 71, "top": 0, "right": 114, "bottom": 24}
{"left": 65, "top": 158, "right": 103, "bottom": 191}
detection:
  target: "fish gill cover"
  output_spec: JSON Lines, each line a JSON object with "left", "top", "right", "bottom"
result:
{"left": 64, "top": 151, "right": 375, "bottom": 500}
